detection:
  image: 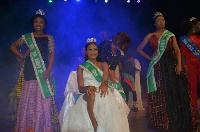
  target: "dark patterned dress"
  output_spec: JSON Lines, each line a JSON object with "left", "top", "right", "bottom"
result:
{"left": 146, "top": 35, "right": 195, "bottom": 131}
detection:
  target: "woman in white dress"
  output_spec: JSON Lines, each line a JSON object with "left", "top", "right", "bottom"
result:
{"left": 61, "top": 38, "right": 130, "bottom": 132}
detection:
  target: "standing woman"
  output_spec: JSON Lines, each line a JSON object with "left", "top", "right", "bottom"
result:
{"left": 9, "top": 9, "right": 60, "bottom": 132}
{"left": 137, "top": 12, "right": 195, "bottom": 131}
{"left": 179, "top": 17, "right": 200, "bottom": 111}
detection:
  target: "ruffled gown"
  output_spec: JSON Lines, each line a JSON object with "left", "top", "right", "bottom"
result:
{"left": 60, "top": 64, "right": 130, "bottom": 132}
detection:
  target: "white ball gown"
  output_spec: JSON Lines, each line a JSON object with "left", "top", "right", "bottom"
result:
{"left": 59, "top": 63, "right": 130, "bottom": 132}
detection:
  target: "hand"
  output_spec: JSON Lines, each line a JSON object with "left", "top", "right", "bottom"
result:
{"left": 98, "top": 82, "right": 109, "bottom": 98}
{"left": 43, "top": 68, "right": 51, "bottom": 81}
{"left": 151, "top": 52, "right": 158, "bottom": 59}
{"left": 86, "top": 86, "right": 97, "bottom": 96}
{"left": 185, "top": 69, "right": 190, "bottom": 78}
{"left": 184, "top": 66, "right": 190, "bottom": 77}
{"left": 24, "top": 49, "right": 31, "bottom": 57}
{"left": 175, "top": 64, "right": 182, "bottom": 75}
{"left": 17, "top": 50, "right": 31, "bottom": 62}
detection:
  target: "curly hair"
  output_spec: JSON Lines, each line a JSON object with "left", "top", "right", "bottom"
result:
{"left": 112, "top": 32, "right": 131, "bottom": 51}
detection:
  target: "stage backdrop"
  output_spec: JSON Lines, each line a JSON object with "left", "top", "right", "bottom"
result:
{"left": 0, "top": 0, "right": 199, "bottom": 131}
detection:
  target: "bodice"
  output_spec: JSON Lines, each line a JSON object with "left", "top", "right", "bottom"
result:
{"left": 150, "top": 34, "right": 174, "bottom": 53}
{"left": 82, "top": 68, "right": 103, "bottom": 88}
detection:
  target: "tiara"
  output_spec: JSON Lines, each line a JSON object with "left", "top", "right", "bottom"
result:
{"left": 190, "top": 17, "right": 197, "bottom": 22}
{"left": 36, "top": 9, "right": 45, "bottom": 16}
{"left": 87, "top": 38, "right": 97, "bottom": 44}
{"left": 153, "top": 12, "right": 163, "bottom": 19}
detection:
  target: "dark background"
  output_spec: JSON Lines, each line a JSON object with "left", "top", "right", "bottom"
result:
{"left": 0, "top": 0, "right": 199, "bottom": 131}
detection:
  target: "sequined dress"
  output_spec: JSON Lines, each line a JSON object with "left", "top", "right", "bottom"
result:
{"left": 180, "top": 34, "right": 200, "bottom": 109}
{"left": 146, "top": 35, "right": 195, "bottom": 131}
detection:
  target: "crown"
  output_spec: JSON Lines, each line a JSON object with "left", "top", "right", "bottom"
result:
{"left": 190, "top": 17, "right": 197, "bottom": 22}
{"left": 87, "top": 38, "right": 97, "bottom": 44}
{"left": 153, "top": 12, "right": 163, "bottom": 19}
{"left": 36, "top": 9, "right": 45, "bottom": 16}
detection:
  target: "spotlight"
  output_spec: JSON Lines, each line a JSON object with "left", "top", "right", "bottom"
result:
{"left": 49, "top": 0, "right": 53, "bottom": 3}
{"left": 137, "top": 0, "right": 140, "bottom": 3}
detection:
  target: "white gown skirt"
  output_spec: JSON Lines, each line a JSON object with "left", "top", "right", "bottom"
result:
{"left": 61, "top": 88, "right": 130, "bottom": 132}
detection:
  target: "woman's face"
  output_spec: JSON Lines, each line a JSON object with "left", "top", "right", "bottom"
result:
{"left": 33, "top": 17, "right": 45, "bottom": 31}
{"left": 86, "top": 43, "right": 98, "bottom": 60}
{"left": 118, "top": 42, "right": 129, "bottom": 51}
{"left": 154, "top": 15, "right": 165, "bottom": 29}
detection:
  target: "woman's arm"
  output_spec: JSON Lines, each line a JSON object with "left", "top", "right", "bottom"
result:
{"left": 43, "top": 51, "right": 55, "bottom": 81}
{"left": 47, "top": 52, "right": 55, "bottom": 71}
{"left": 43, "top": 35, "right": 55, "bottom": 80}
{"left": 77, "top": 66, "right": 96, "bottom": 95}
{"left": 172, "top": 36, "right": 182, "bottom": 75}
{"left": 137, "top": 33, "right": 152, "bottom": 60}
{"left": 102, "top": 62, "right": 109, "bottom": 84}
{"left": 99, "top": 62, "right": 109, "bottom": 97}
{"left": 77, "top": 66, "right": 85, "bottom": 93}
{"left": 10, "top": 38, "right": 24, "bottom": 59}
{"left": 179, "top": 40, "right": 187, "bottom": 66}
{"left": 47, "top": 35, "right": 55, "bottom": 71}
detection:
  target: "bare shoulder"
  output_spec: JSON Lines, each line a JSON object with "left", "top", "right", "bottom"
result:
{"left": 140, "top": 33, "right": 154, "bottom": 43}
{"left": 145, "top": 33, "right": 154, "bottom": 39}
{"left": 77, "top": 65, "right": 83, "bottom": 72}
{"left": 45, "top": 34, "right": 54, "bottom": 38}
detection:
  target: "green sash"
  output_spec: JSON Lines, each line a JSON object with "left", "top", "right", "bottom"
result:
{"left": 124, "top": 72, "right": 135, "bottom": 91}
{"left": 146, "top": 30, "right": 174, "bottom": 93}
{"left": 22, "top": 33, "right": 55, "bottom": 98}
{"left": 81, "top": 61, "right": 126, "bottom": 101}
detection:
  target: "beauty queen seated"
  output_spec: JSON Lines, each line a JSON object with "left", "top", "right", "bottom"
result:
{"left": 59, "top": 38, "right": 130, "bottom": 132}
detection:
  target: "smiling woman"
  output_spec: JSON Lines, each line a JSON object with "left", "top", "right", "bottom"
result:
{"left": 9, "top": 9, "right": 60, "bottom": 132}
{"left": 59, "top": 38, "right": 130, "bottom": 132}
{"left": 137, "top": 12, "right": 196, "bottom": 131}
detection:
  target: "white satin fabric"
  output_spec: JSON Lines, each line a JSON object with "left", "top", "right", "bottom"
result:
{"left": 59, "top": 67, "right": 130, "bottom": 132}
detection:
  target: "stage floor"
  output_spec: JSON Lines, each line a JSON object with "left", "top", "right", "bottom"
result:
{"left": 2, "top": 99, "right": 200, "bottom": 132}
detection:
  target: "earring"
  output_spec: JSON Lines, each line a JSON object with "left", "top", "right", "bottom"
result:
{"left": 192, "top": 28, "right": 196, "bottom": 34}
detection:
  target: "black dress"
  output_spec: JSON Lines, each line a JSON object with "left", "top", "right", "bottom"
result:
{"left": 146, "top": 35, "right": 195, "bottom": 131}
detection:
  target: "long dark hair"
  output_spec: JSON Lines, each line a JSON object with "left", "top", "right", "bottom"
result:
{"left": 180, "top": 18, "right": 199, "bottom": 36}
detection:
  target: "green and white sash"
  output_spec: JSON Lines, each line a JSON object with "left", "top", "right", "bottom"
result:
{"left": 81, "top": 61, "right": 126, "bottom": 101}
{"left": 146, "top": 30, "right": 174, "bottom": 93}
{"left": 22, "top": 33, "right": 55, "bottom": 98}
